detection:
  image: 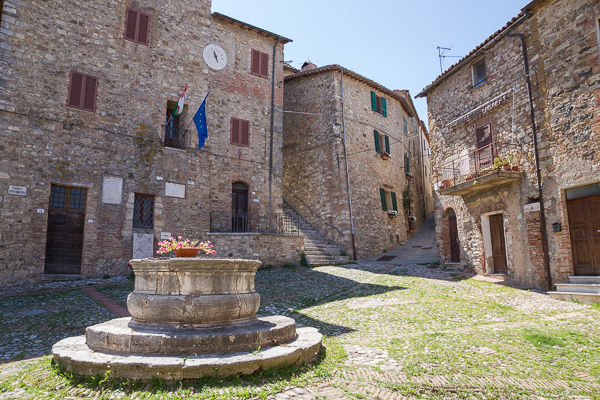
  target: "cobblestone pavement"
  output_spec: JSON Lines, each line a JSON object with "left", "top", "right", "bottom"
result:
{"left": 1, "top": 217, "right": 599, "bottom": 399}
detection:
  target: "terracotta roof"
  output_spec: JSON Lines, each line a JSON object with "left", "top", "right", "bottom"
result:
{"left": 212, "top": 13, "right": 292, "bottom": 44}
{"left": 285, "top": 64, "right": 418, "bottom": 119}
{"left": 283, "top": 62, "right": 298, "bottom": 72}
{"left": 415, "top": 12, "right": 529, "bottom": 98}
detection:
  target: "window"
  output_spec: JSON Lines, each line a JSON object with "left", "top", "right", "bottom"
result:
{"left": 403, "top": 117, "right": 408, "bottom": 135}
{"left": 251, "top": 49, "right": 269, "bottom": 78}
{"left": 370, "top": 91, "right": 387, "bottom": 117}
{"left": 164, "top": 102, "right": 184, "bottom": 148}
{"left": 472, "top": 59, "right": 487, "bottom": 87}
{"left": 379, "top": 188, "right": 398, "bottom": 211}
{"left": 124, "top": 8, "right": 150, "bottom": 45}
{"left": 231, "top": 117, "right": 250, "bottom": 146}
{"left": 404, "top": 153, "right": 411, "bottom": 173}
{"left": 133, "top": 194, "right": 154, "bottom": 229}
{"left": 67, "top": 71, "right": 98, "bottom": 112}
{"left": 373, "top": 130, "right": 390, "bottom": 156}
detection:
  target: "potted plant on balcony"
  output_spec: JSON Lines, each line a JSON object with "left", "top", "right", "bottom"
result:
{"left": 387, "top": 210, "right": 399, "bottom": 218}
{"left": 405, "top": 171, "right": 414, "bottom": 179}
{"left": 157, "top": 236, "right": 216, "bottom": 258}
{"left": 381, "top": 151, "right": 390, "bottom": 160}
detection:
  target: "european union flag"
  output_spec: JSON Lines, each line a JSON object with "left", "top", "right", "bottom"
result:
{"left": 194, "top": 92, "right": 210, "bottom": 150}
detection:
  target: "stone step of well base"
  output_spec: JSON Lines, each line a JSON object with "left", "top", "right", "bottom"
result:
{"left": 548, "top": 291, "right": 600, "bottom": 305}
{"left": 555, "top": 283, "right": 600, "bottom": 294}
{"left": 568, "top": 276, "right": 600, "bottom": 284}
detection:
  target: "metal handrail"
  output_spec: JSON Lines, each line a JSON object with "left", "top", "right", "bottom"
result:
{"left": 209, "top": 212, "right": 301, "bottom": 235}
{"left": 163, "top": 125, "right": 188, "bottom": 149}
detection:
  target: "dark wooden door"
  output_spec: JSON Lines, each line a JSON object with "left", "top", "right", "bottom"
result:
{"left": 449, "top": 214, "right": 460, "bottom": 262}
{"left": 44, "top": 185, "right": 87, "bottom": 274}
{"left": 489, "top": 213, "right": 507, "bottom": 273}
{"left": 567, "top": 195, "right": 600, "bottom": 276}
{"left": 475, "top": 124, "right": 494, "bottom": 170}
{"left": 232, "top": 183, "right": 249, "bottom": 232}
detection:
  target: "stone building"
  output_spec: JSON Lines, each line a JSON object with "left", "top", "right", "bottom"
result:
{"left": 417, "top": 0, "right": 600, "bottom": 295}
{"left": 0, "top": 0, "right": 299, "bottom": 287}
{"left": 283, "top": 64, "right": 432, "bottom": 259}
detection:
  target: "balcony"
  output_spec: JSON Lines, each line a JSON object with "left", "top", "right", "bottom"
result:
{"left": 164, "top": 125, "right": 190, "bottom": 149}
{"left": 436, "top": 143, "right": 523, "bottom": 197}
{"left": 210, "top": 212, "right": 301, "bottom": 235}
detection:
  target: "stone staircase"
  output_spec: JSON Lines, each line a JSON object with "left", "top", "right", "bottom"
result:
{"left": 549, "top": 276, "right": 600, "bottom": 304}
{"left": 282, "top": 203, "right": 351, "bottom": 266}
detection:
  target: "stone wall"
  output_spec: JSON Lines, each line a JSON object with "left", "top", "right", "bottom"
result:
{"left": 207, "top": 233, "right": 304, "bottom": 266}
{"left": 423, "top": 0, "right": 600, "bottom": 288}
{"left": 283, "top": 67, "right": 430, "bottom": 259}
{"left": 0, "top": 0, "right": 288, "bottom": 286}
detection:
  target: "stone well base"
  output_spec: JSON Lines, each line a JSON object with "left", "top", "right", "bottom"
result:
{"left": 86, "top": 316, "right": 296, "bottom": 355}
{"left": 52, "top": 327, "right": 322, "bottom": 381}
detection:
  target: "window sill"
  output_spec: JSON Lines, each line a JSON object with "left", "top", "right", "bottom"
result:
{"left": 250, "top": 72, "right": 269, "bottom": 79}
{"left": 471, "top": 79, "right": 487, "bottom": 90}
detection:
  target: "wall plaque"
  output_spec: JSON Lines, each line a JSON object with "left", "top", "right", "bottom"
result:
{"left": 165, "top": 182, "right": 186, "bottom": 198}
{"left": 101, "top": 176, "right": 123, "bottom": 204}
{"left": 8, "top": 185, "right": 27, "bottom": 196}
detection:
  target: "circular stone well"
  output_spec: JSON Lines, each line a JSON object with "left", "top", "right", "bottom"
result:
{"left": 52, "top": 258, "right": 322, "bottom": 381}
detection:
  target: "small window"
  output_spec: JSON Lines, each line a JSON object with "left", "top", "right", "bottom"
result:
{"left": 67, "top": 71, "right": 98, "bottom": 112}
{"left": 133, "top": 194, "right": 154, "bottom": 229}
{"left": 472, "top": 59, "right": 487, "bottom": 87}
{"left": 164, "top": 102, "right": 185, "bottom": 148}
{"left": 379, "top": 188, "right": 398, "bottom": 211}
{"left": 370, "top": 91, "right": 387, "bottom": 117}
{"left": 231, "top": 117, "right": 250, "bottom": 146}
{"left": 373, "top": 130, "right": 390, "bottom": 156}
{"left": 124, "top": 8, "right": 150, "bottom": 45}
{"left": 251, "top": 49, "right": 269, "bottom": 78}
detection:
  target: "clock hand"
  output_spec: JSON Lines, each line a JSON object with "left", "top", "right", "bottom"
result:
{"left": 214, "top": 51, "right": 218, "bottom": 62}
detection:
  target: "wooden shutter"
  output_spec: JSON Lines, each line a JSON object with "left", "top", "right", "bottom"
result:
{"left": 404, "top": 117, "right": 408, "bottom": 134}
{"left": 379, "top": 188, "right": 387, "bottom": 211}
{"left": 381, "top": 97, "right": 387, "bottom": 117}
{"left": 67, "top": 71, "right": 84, "bottom": 108}
{"left": 251, "top": 50, "right": 260, "bottom": 75}
{"left": 231, "top": 118, "right": 240, "bottom": 144}
{"left": 371, "top": 91, "right": 377, "bottom": 111}
{"left": 241, "top": 120, "right": 250, "bottom": 145}
{"left": 374, "top": 130, "right": 381, "bottom": 153}
{"left": 391, "top": 192, "right": 398, "bottom": 211}
{"left": 82, "top": 75, "right": 98, "bottom": 111}
{"left": 259, "top": 52, "right": 269, "bottom": 78}
{"left": 137, "top": 12, "right": 150, "bottom": 45}
{"left": 385, "top": 135, "right": 390, "bottom": 154}
{"left": 124, "top": 8, "right": 138, "bottom": 42}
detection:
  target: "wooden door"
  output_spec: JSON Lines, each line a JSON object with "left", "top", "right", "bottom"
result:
{"left": 44, "top": 185, "right": 87, "bottom": 274}
{"left": 232, "top": 183, "right": 249, "bottom": 232}
{"left": 475, "top": 124, "right": 493, "bottom": 170}
{"left": 567, "top": 195, "right": 600, "bottom": 276}
{"left": 489, "top": 214, "right": 507, "bottom": 273}
{"left": 449, "top": 213, "right": 460, "bottom": 262}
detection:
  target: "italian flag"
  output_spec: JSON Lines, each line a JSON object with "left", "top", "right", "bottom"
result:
{"left": 173, "top": 84, "right": 188, "bottom": 116}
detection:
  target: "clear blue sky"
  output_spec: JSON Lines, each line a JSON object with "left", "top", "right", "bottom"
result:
{"left": 211, "top": 0, "right": 527, "bottom": 126}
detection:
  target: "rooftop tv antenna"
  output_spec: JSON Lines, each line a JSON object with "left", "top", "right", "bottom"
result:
{"left": 437, "top": 46, "right": 463, "bottom": 74}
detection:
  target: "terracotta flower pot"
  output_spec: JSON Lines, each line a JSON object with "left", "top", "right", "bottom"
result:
{"left": 512, "top": 165, "right": 519, "bottom": 171}
{"left": 503, "top": 164, "right": 511, "bottom": 171}
{"left": 174, "top": 248, "right": 200, "bottom": 257}
{"left": 442, "top": 179, "right": 452, "bottom": 188}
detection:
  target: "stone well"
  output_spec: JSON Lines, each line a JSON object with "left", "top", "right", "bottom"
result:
{"left": 52, "top": 258, "right": 322, "bottom": 381}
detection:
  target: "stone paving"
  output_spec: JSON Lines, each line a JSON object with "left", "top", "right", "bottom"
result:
{"left": 1, "top": 217, "right": 599, "bottom": 399}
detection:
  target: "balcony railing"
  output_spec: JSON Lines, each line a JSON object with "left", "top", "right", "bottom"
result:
{"left": 164, "top": 125, "right": 189, "bottom": 149}
{"left": 436, "top": 142, "right": 521, "bottom": 192}
{"left": 210, "top": 212, "right": 301, "bottom": 235}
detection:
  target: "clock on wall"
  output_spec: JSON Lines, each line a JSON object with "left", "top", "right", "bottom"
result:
{"left": 203, "top": 43, "right": 227, "bottom": 71}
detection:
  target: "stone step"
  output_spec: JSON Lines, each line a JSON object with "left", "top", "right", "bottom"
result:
{"left": 555, "top": 283, "right": 600, "bottom": 294}
{"left": 568, "top": 276, "right": 600, "bottom": 284}
{"left": 548, "top": 291, "right": 600, "bottom": 305}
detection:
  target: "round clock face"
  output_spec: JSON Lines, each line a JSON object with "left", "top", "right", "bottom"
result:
{"left": 203, "top": 43, "right": 227, "bottom": 71}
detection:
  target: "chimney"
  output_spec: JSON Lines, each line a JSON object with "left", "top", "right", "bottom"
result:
{"left": 301, "top": 61, "right": 317, "bottom": 72}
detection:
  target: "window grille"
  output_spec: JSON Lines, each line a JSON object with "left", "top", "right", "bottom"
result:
{"left": 133, "top": 194, "right": 154, "bottom": 229}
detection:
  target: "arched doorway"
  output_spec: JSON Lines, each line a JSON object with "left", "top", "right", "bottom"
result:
{"left": 447, "top": 209, "right": 460, "bottom": 262}
{"left": 232, "top": 182, "right": 249, "bottom": 232}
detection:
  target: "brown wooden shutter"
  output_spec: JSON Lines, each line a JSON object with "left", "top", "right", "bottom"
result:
{"left": 137, "top": 12, "right": 150, "bottom": 45}
{"left": 125, "top": 8, "right": 138, "bottom": 42}
{"left": 231, "top": 118, "right": 240, "bottom": 144}
{"left": 82, "top": 75, "right": 98, "bottom": 111}
{"left": 259, "top": 52, "right": 269, "bottom": 78}
{"left": 251, "top": 50, "right": 260, "bottom": 75}
{"left": 241, "top": 120, "right": 250, "bottom": 145}
{"left": 67, "top": 71, "right": 84, "bottom": 109}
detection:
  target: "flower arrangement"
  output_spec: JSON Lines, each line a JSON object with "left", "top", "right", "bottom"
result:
{"left": 387, "top": 210, "right": 399, "bottom": 218}
{"left": 408, "top": 215, "right": 417, "bottom": 222}
{"left": 156, "top": 236, "right": 216, "bottom": 255}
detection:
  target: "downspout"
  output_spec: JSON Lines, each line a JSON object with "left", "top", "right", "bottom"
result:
{"left": 506, "top": 32, "right": 552, "bottom": 290}
{"left": 341, "top": 68, "right": 357, "bottom": 260}
{"left": 268, "top": 37, "right": 280, "bottom": 228}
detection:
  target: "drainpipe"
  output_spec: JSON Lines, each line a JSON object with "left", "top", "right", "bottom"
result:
{"left": 506, "top": 32, "right": 552, "bottom": 290}
{"left": 268, "top": 37, "right": 280, "bottom": 229}
{"left": 340, "top": 68, "right": 357, "bottom": 260}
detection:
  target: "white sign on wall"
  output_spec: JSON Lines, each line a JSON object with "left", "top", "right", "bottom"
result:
{"left": 133, "top": 233, "right": 154, "bottom": 259}
{"left": 8, "top": 185, "right": 27, "bottom": 196}
{"left": 165, "top": 182, "right": 186, "bottom": 198}
{"left": 101, "top": 176, "right": 124, "bottom": 204}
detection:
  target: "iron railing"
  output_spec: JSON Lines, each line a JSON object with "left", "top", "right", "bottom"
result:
{"left": 210, "top": 212, "right": 301, "bottom": 235}
{"left": 436, "top": 143, "right": 519, "bottom": 188}
{"left": 163, "top": 125, "right": 189, "bottom": 149}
